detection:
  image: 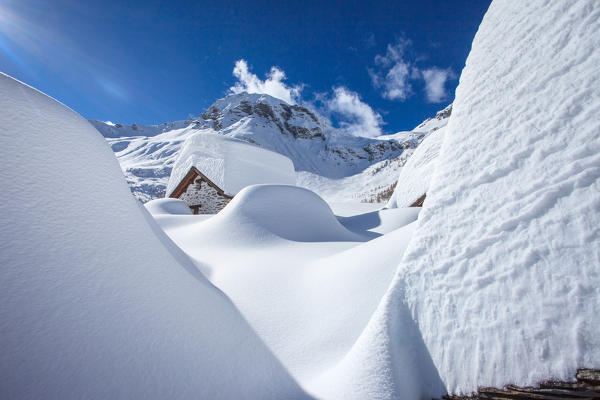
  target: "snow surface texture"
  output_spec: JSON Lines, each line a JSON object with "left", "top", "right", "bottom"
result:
{"left": 0, "top": 73, "right": 307, "bottom": 399}
{"left": 151, "top": 185, "right": 422, "bottom": 395}
{"left": 386, "top": 126, "right": 446, "bottom": 207}
{"left": 332, "top": 0, "right": 600, "bottom": 397}
{"left": 166, "top": 131, "right": 295, "bottom": 196}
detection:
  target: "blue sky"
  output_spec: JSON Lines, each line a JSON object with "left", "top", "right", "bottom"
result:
{"left": 0, "top": 0, "right": 490, "bottom": 134}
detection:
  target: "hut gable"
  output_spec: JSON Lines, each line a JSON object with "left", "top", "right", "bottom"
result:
{"left": 169, "top": 166, "right": 232, "bottom": 214}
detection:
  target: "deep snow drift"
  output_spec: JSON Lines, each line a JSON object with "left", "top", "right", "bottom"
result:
{"left": 2, "top": 0, "right": 598, "bottom": 398}
{"left": 166, "top": 131, "right": 295, "bottom": 197}
{"left": 328, "top": 0, "right": 600, "bottom": 397}
{"left": 151, "top": 184, "right": 421, "bottom": 392}
{"left": 0, "top": 73, "right": 307, "bottom": 399}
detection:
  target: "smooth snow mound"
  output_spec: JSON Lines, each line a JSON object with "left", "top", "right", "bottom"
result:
{"left": 387, "top": 126, "right": 446, "bottom": 208}
{"left": 145, "top": 198, "right": 193, "bottom": 215}
{"left": 0, "top": 73, "right": 306, "bottom": 399}
{"left": 210, "top": 184, "right": 365, "bottom": 243}
{"left": 335, "top": 0, "right": 600, "bottom": 398}
{"left": 166, "top": 131, "right": 296, "bottom": 196}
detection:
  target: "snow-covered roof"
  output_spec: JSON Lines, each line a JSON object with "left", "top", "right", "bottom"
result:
{"left": 166, "top": 131, "right": 296, "bottom": 197}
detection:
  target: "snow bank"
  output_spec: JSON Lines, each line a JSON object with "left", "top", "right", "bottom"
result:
{"left": 166, "top": 131, "right": 296, "bottom": 196}
{"left": 152, "top": 187, "right": 420, "bottom": 390}
{"left": 332, "top": 0, "right": 600, "bottom": 397}
{"left": 386, "top": 126, "right": 446, "bottom": 208}
{"left": 145, "top": 198, "right": 193, "bottom": 215}
{"left": 0, "top": 73, "right": 306, "bottom": 399}
{"left": 186, "top": 184, "right": 365, "bottom": 244}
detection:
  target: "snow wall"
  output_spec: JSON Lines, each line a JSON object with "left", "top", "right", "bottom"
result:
{"left": 386, "top": 127, "right": 446, "bottom": 208}
{"left": 166, "top": 131, "right": 296, "bottom": 197}
{"left": 0, "top": 73, "right": 307, "bottom": 399}
{"left": 336, "top": 0, "right": 600, "bottom": 398}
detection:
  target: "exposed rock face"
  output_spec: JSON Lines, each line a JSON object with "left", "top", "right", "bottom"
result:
{"left": 201, "top": 93, "right": 326, "bottom": 141}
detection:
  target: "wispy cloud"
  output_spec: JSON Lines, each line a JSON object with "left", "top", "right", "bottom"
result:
{"left": 422, "top": 67, "right": 456, "bottom": 103}
{"left": 230, "top": 59, "right": 303, "bottom": 104}
{"left": 327, "top": 87, "right": 383, "bottom": 138}
{"left": 370, "top": 38, "right": 415, "bottom": 101}
{"left": 363, "top": 33, "right": 376, "bottom": 48}
{"left": 370, "top": 38, "right": 455, "bottom": 103}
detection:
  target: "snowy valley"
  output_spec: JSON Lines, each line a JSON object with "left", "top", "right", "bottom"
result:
{"left": 1, "top": 0, "right": 599, "bottom": 399}
{"left": 93, "top": 93, "right": 450, "bottom": 203}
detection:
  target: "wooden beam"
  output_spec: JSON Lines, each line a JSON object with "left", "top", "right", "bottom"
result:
{"left": 438, "top": 369, "right": 600, "bottom": 400}
{"left": 168, "top": 166, "right": 233, "bottom": 200}
{"left": 410, "top": 193, "right": 426, "bottom": 207}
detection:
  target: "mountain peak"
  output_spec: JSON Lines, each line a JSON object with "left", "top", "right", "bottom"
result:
{"left": 201, "top": 91, "right": 325, "bottom": 140}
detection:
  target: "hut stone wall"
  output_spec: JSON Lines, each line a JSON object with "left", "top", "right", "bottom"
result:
{"left": 178, "top": 177, "right": 231, "bottom": 214}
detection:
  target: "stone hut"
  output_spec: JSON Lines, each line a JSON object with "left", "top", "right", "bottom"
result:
{"left": 166, "top": 132, "right": 295, "bottom": 214}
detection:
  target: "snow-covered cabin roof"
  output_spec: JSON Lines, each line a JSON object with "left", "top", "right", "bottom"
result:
{"left": 166, "top": 131, "right": 296, "bottom": 197}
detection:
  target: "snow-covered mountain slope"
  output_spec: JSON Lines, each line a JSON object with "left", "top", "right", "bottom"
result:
{"left": 199, "top": 93, "right": 407, "bottom": 176}
{"left": 412, "top": 103, "right": 452, "bottom": 134}
{"left": 299, "top": 105, "right": 452, "bottom": 204}
{"left": 97, "top": 92, "right": 444, "bottom": 202}
{"left": 297, "top": 153, "right": 411, "bottom": 203}
{"left": 324, "top": 0, "right": 600, "bottom": 398}
{"left": 103, "top": 126, "right": 191, "bottom": 201}
{"left": 0, "top": 73, "right": 307, "bottom": 399}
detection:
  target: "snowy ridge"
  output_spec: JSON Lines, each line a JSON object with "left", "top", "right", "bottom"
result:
{"left": 89, "top": 118, "right": 193, "bottom": 138}
{"left": 412, "top": 103, "right": 452, "bottom": 133}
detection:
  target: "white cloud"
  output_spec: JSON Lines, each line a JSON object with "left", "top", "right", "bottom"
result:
{"left": 382, "top": 62, "right": 412, "bottom": 100}
{"left": 371, "top": 38, "right": 414, "bottom": 101}
{"left": 374, "top": 38, "right": 411, "bottom": 66}
{"left": 370, "top": 38, "right": 456, "bottom": 103}
{"left": 327, "top": 87, "right": 383, "bottom": 138}
{"left": 422, "top": 67, "right": 456, "bottom": 103}
{"left": 230, "top": 59, "right": 302, "bottom": 104}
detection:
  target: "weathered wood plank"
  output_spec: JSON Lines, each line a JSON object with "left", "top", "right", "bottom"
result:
{"left": 506, "top": 384, "right": 600, "bottom": 398}
{"left": 578, "top": 370, "right": 600, "bottom": 386}
{"left": 480, "top": 387, "right": 594, "bottom": 399}
{"left": 410, "top": 193, "right": 426, "bottom": 207}
{"left": 437, "top": 370, "right": 600, "bottom": 400}
{"left": 539, "top": 381, "right": 590, "bottom": 390}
